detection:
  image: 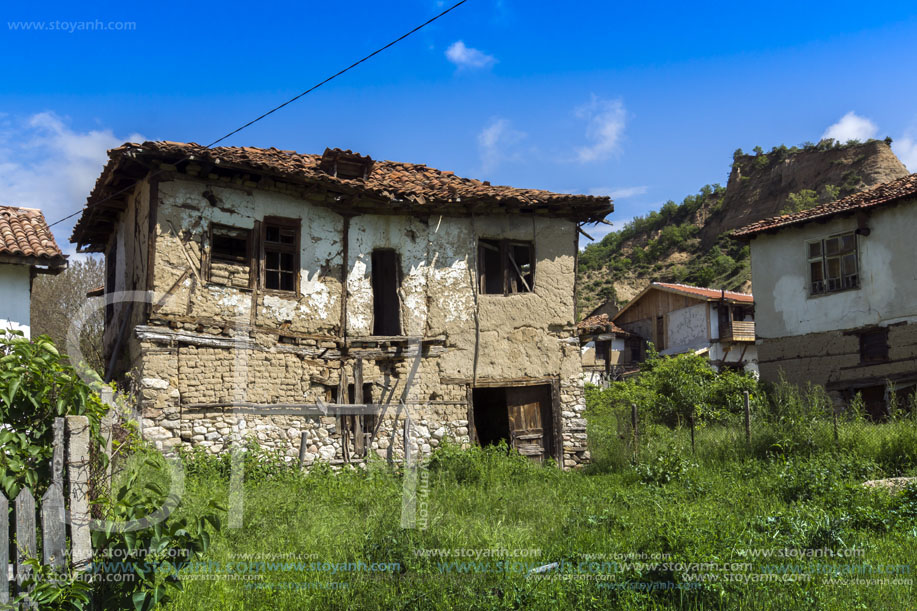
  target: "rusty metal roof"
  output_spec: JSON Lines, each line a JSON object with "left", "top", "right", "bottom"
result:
{"left": 0, "top": 206, "right": 67, "bottom": 266}
{"left": 733, "top": 172, "right": 917, "bottom": 238}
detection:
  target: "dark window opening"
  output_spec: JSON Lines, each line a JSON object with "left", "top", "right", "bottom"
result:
{"left": 478, "top": 239, "right": 535, "bottom": 295}
{"left": 371, "top": 249, "right": 401, "bottom": 336}
{"left": 859, "top": 328, "right": 889, "bottom": 363}
{"left": 858, "top": 385, "right": 888, "bottom": 421}
{"left": 211, "top": 226, "right": 249, "bottom": 263}
{"left": 262, "top": 220, "right": 299, "bottom": 292}
{"left": 595, "top": 340, "right": 610, "bottom": 363}
{"left": 808, "top": 232, "right": 858, "bottom": 296}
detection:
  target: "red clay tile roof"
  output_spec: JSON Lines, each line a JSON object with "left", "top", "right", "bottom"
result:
{"left": 72, "top": 141, "right": 613, "bottom": 249}
{"left": 733, "top": 172, "right": 917, "bottom": 238}
{"left": 652, "top": 282, "right": 754, "bottom": 303}
{"left": 0, "top": 206, "right": 67, "bottom": 265}
{"left": 576, "top": 313, "right": 630, "bottom": 336}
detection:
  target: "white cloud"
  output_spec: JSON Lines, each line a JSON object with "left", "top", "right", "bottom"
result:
{"left": 0, "top": 112, "right": 142, "bottom": 255}
{"left": 893, "top": 135, "right": 917, "bottom": 172}
{"left": 822, "top": 111, "right": 878, "bottom": 143}
{"left": 445, "top": 41, "right": 496, "bottom": 69}
{"left": 574, "top": 96, "right": 627, "bottom": 162}
{"left": 587, "top": 185, "right": 648, "bottom": 199}
{"left": 477, "top": 117, "right": 526, "bottom": 172}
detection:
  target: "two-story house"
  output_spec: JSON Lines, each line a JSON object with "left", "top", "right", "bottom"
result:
{"left": 0, "top": 206, "right": 67, "bottom": 337}
{"left": 609, "top": 282, "right": 757, "bottom": 373}
{"left": 734, "top": 173, "right": 917, "bottom": 418}
{"left": 71, "top": 142, "right": 612, "bottom": 467}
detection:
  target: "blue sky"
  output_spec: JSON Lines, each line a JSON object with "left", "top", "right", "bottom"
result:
{"left": 2, "top": 0, "right": 916, "bottom": 253}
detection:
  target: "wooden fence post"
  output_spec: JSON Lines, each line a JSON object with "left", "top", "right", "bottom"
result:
{"left": 14, "top": 489, "right": 36, "bottom": 588}
{"left": 0, "top": 493, "right": 7, "bottom": 605}
{"left": 41, "top": 485, "right": 67, "bottom": 570}
{"left": 67, "top": 415, "right": 92, "bottom": 570}
{"left": 833, "top": 403, "right": 839, "bottom": 442}
{"left": 631, "top": 403, "right": 639, "bottom": 463}
{"left": 689, "top": 411, "right": 696, "bottom": 455}
{"left": 744, "top": 391, "right": 751, "bottom": 445}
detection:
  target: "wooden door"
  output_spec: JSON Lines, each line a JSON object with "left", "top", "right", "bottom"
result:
{"left": 506, "top": 386, "right": 551, "bottom": 462}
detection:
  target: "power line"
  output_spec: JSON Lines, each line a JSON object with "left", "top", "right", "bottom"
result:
{"left": 48, "top": 0, "right": 468, "bottom": 230}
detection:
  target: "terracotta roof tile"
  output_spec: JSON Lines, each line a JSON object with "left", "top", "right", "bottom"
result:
{"left": 733, "top": 172, "right": 917, "bottom": 238}
{"left": 0, "top": 206, "right": 66, "bottom": 264}
{"left": 652, "top": 282, "right": 754, "bottom": 303}
{"left": 72, "top": 141, "right": 613, "bottom": 248}
{"left": 577, "top": 313, "right": 630, "bottom": 335}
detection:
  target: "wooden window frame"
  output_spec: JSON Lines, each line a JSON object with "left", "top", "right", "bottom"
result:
{"left": 807, "top": 231, "right": 859, "bottom": 297}
{"left": 204, "top": 223, "right": 252, "bottom": 286}
{"left": 260, "top": 216, "right": 301, "bottom": 294}
{"left": 477, "top": 238, "right": 535, "bottom": 295}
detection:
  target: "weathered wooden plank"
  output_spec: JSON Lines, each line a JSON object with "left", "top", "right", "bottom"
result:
{"left": 0, "top": 493, "right": 8, "bottom": 605}
{"left": 41, "top": 485, "right": 67, "bottom": 569}
{"left": 353, "top": 359, "right": 364, "bottom": 457}
{"left": 67, "top": 416, "right": 92, "bottom": 570}
{"left": 51, "top": 418, "right": 65, "bottom": 490}
{"left": 14, "top": 489, "right": 36, "bottom": 585}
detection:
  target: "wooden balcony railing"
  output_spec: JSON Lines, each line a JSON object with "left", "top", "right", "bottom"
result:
{"left": 722, "top": 320, "right": 755, "bottom": 342}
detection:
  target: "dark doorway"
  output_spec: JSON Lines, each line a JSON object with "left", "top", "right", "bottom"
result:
{"left": 859, "top": 385, "right": 887, "bottom": 421}
{"left": 472, "top": 387, "right": 511, "bottom": 447}
{"left": 472, "top": 384, "right": 555, "bottom": 462}
{"left": 371, "top": 249, "right": 401, "bottom": 336}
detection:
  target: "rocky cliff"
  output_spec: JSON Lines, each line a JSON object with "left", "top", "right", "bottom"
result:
{"left": 578, "top": 139, "right": 911, "bottom": 316}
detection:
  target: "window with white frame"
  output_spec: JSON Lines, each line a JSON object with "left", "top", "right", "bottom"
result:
{"left": 807, "top": 231, "right": 858, "bottom": 296}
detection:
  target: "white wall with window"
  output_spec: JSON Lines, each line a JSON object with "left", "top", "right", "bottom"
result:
{"left": 750, "top": 201, "right": 917, "bottom": 339}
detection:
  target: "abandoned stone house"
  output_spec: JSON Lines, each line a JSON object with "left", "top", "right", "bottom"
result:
{"left": 70, "top": 141, "right": 612, "bottom": 467}
{"left": 734, "top": 172, "right": 917, "bottom": 418}
{"left": 608, "top": 282, "right": 758, "bottom": 374}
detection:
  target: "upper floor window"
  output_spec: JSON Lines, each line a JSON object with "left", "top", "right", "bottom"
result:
{"left": 262, "top": 218, "right": 299, "bottom": 292}
{"left": 807, "top": 231, "right": 858, "bottom": 296}
{"left": 207, "top": 224, "right": 251, "bottom": 288}
{"left": 478, "top": 239, "right": 534, "bottom": 295}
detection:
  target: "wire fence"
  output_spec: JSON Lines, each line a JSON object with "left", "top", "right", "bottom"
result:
{"left": 589, "top": 391, "right": 917, "bottom": 474}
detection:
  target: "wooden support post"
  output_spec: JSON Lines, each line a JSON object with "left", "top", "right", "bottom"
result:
{"left": 67, "top": 416, "right": 92, "bottom": 570}
{"left": 631, "top": 403, "right": 639, "bottom": 463}
{"left": 744, "top": 391, "right": 751, "bottom": 445}
{"left": 353, "top": 358, "right": 364, "bottom": 458}
{"left": 338, "top": 368, "right": 350, "bottom": 463}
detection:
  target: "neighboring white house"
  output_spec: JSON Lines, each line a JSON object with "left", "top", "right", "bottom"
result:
{"left": 577, "top": 313, "right": 640, "bottom": 385}
{"left": 611, "top": 282, "right": 758, "bottom": 374}
{"left": 0, "top": 206, "right": 67, "bottom": 337}
{"left": 734, "top": 173, "right": 917, "bottom": 418}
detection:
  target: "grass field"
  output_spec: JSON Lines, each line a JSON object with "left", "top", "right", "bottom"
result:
{"left": 131, "top": 419, "right": 917, "bottom": 611}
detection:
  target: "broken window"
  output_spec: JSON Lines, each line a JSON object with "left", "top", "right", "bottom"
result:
{"left": 207, "top": 224, "right": 251, "bottom": 288}
{"left": 808, "top": 231, "right": 858, "bottom": 296}
{"left": 478, "top": 239, "right": 535, "bottom": 295}
{"left": 371, "top": 249, "right": 402, "bottom": 336}
{"left": 262, "top": 219, "right": 299, "bottom": 292}
{"left": 859, "top": 327, "right": 889, "bottom": 363}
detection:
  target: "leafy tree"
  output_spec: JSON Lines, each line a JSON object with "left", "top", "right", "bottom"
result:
{"left": 781, "top": 189, "right": 819, "bottom": 215}
{"left": 31, "top": 257, "right": 105, "bottom": 374}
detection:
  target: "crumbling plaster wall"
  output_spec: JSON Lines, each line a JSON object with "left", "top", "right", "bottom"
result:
{"left": 663, "top": 302, "right": 709, "bottom": 354}
{"left": 133, "top": 174, "right": 586, "bottom": 466}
